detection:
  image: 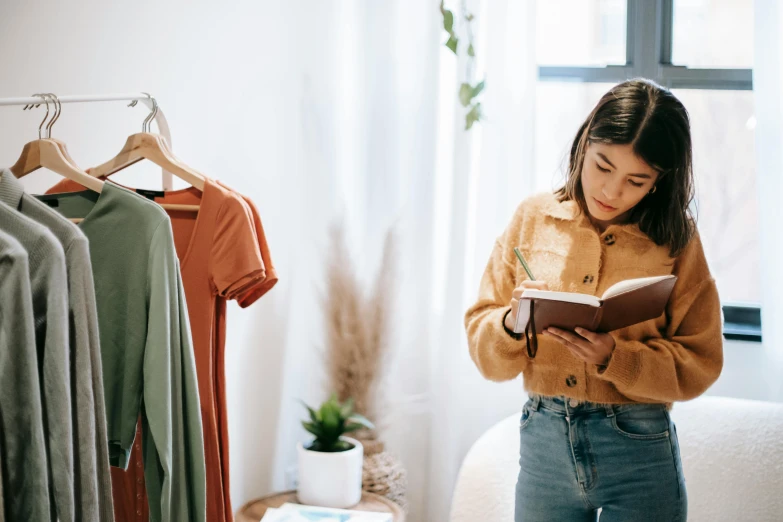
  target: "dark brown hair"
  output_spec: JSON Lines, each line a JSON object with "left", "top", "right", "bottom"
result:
{"left": 555, "top": 78, "right": 696, "bottom": 257}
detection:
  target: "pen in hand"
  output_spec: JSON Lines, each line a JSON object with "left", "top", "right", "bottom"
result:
{"left": 513, "top": 247, "right": 536, "bottom": 281}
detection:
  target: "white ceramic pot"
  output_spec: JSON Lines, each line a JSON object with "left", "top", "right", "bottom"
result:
{"left": 296, "top": 437, "right": 364, "bottom": 508}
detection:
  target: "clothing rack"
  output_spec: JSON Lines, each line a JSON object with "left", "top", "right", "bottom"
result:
{"left": 0, "top": 93, "right": 175, "bottom": 189}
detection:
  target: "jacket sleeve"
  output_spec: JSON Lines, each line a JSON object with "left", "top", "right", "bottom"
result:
{"left": 0, "top": 244, "right": 51, "bottom": 522}
{"left": 67, "top": 237, "right": 115, "bottom": 521}
{"left": 593, "top": 232, "right": 724, "bottom": 402}
{"left": 40, "top": 236, "right": 75, "bottom": 522}
{"left": 464, "top": 203, "right": 533, "bottom": 381}
{"left": 141, "top": 220, "right": 206, "bottom": 522}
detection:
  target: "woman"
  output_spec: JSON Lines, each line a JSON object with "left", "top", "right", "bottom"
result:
{"left": 464, "top": 78, "right": 723, "bottom": 521}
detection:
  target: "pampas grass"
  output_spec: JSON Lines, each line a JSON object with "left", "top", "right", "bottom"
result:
{"left": 321, "top": 222, "right": 408, "bottom": 509}
{"left": 323, "top": 222, "right": 396, "bottom": 423}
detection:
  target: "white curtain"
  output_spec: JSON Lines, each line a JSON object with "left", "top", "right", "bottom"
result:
{"left": 753, "top": 0, "right": 783, "bottom": 402}
{"left": 257, "top": 1, "right": 538, "bottom": 521}
{"left": 261, "top": 2, "right": 445, "bottom": 517}
{"left": 427, "top": 1, "right": 538, "bottom": 520}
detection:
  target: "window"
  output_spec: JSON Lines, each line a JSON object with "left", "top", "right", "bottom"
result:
{"left": 536, "top": 0, "right": 627, "bottom": 67}
{"left": 672, "top": 0, "right": 754, "bottom": 69}
{"left": 535, "top": 0, "right": 758, "bottom": 338}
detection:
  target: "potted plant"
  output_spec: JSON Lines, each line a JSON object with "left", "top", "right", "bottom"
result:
{"left": 297, "top": 394, "right": 374, "bottom": 508}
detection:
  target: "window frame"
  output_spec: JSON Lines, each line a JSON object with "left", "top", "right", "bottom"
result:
{"left": 537, "top": 0, "right": 759, "bottom": 341}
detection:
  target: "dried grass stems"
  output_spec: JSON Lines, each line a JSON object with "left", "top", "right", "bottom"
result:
{"left": 322, "top": 222, "right": 396, "bottom": 427}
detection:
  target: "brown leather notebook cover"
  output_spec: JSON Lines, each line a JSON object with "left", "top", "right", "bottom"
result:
{"left": 514, "top": 275, "right": 677, "bottom": 334}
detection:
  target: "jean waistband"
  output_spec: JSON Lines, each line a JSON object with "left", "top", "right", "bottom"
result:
{"left": 528, "top": 393, "right": 668, "bottom": 417}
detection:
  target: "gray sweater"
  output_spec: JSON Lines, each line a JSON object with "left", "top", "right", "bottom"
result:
{"left": 0, "top": 170, "right": 114, "bottom": 522}
{"left": 0, "top": 200, "right": 72, "bottom": 522}
{"left": 0, "top": 441, "right": 4, "bottom": 522}
{"left": 0, "top": 229, "right": 50, "bottom": 522}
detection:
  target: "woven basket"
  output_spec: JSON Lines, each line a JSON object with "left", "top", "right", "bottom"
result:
{"left": 362, "top": 449, "right": 408, "bottom": 512}
{"left": 354, "top": 430, "right": 407, "bottom": 511}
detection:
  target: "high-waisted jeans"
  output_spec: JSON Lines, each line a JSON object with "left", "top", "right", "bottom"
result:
{"left": 515, "top": 394, "right": 687, "bottom": 521}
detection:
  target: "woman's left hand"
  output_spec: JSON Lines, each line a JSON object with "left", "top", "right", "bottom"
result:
{"left": 545, "top": 327, "right": 616, "bottom": 366}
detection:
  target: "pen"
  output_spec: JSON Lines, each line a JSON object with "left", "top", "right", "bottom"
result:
{"left": 513, "top": 247, "right": 536, "bottom": 281}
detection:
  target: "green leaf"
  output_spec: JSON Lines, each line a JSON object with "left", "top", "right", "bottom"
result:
{"left": 459, "top": 82, "right": 473, "bottom": 107}
{"left": 465, "top": 103, "right": 482, "bottom": 130}
{"left": 333, "top": 440, "right": 353, "bottom": 452}
{"left": 347, "top": 413, "right": 375, "bottom": 430}
{"left": 467, "top": 43, "right": 475, "bottom": 57}
{"left": 339, "top": 397, "right": 355, "bottom": 419}
{"left": 302, "top": 421, "right": 322, "bottom": 438}
{"left": 471, "top": 80, "right": 485, "bottom": 97}
{"left": 343, "top": 422, "right": 367, "bottom": 433}
{"left": 321, "top": 401, "right": 340, "bottom": 431}
{"left": 446, "top": 35, "right": 458, "bottom": 55}
{"left": 443, "top": 9, "right": 454, "bottom": 33}
{"left": 299, "top": 400, "right": 320, "bottom": 423}
{"left": 308, "top": 440, "right": 326, "bottom": 452}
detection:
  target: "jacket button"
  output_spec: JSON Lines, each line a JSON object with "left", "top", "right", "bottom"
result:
{"left": 566, "top": 375, "right": 577, "bottom": 387}
{"left": 583, "top": 275, "right": 594, "bottom": 284}
{"left": 604, "top": 234, "right": 615, "bottom": 245}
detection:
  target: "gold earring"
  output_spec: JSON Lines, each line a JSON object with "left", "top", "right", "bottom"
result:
{"left": 649, "top": 185, "right": 657, "bottom": 194}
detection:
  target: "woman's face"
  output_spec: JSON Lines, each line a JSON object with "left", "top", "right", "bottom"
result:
{"left": 580, "top": 142, "right": 659, "bottom": 229}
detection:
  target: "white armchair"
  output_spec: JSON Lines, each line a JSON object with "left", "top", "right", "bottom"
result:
{"left": 450, "top": 396, "right": 783, "bottom": 521}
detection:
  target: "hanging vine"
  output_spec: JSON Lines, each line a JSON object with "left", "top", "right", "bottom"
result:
{"left": 440, "top": 0, "right": 485, "bottom": 130}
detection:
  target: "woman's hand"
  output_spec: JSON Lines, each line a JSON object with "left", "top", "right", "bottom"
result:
{"left": 545, "top": 327, "right": 616, "bottom": 367}
{"left": 504, "top": 280, "right": 549, "bottom": 332}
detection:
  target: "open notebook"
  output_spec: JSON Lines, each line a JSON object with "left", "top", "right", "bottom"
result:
{"left": 513, "top": 275, "right": 677, "bottom": 334}
{"left": 260, "top": 503, "right": 393, "bottom": 521}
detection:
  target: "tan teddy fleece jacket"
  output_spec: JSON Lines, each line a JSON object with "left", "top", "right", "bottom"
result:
{"left": 465, "top": 192, "right": 724, "bottom": 406}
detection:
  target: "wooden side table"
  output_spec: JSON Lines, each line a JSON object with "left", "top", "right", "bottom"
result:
{"left": 236, "top": 491, "right": 405, "bottom": 522}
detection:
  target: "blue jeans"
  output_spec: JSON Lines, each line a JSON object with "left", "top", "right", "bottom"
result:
{"left": 515, "top": 394, "right": 687, "bottom": 522}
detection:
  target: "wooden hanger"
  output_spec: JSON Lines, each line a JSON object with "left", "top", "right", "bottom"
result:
{"left": 10, "top": 138, "right": 104, "bottom": 194}
{"left": 9, "top": 138, "right": 105, "bottom": 225}
{"left": 8, "top": 94, "right": 105, "bottom": 223}
{"left": 10, "top": 94, "right": 104, "bottom": 193}
{"left": 36, "top": 94, "right": 85, "bottom": 173}
{"left": 89, "top": 97, "right": 204, "bottom": 212}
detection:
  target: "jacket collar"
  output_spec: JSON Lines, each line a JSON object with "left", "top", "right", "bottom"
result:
{"left": 539, "top": 193, "right": 579, "bottom": 221}
{"left": 0, "top": 169, "right": 24, "bottom": 210}
{"left": 540, "top": 192, "right": 650, "bottom": 240}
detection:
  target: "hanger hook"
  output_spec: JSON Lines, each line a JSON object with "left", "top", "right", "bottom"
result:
{"left": 148, "top": 97, "right": 159, "bottom": 133}
{"left": 140, "top": 92, "right": 158, "bottom": 133}
{"left": 44, "top": 93, "right": 61, "bottom": 139}
{"left": 30, "top": 93, "right": 50, "bottom": 139}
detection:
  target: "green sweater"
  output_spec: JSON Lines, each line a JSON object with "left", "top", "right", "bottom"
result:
{"left": 0, "top": 229, "right": 49, "bottom": 522}
{"left": 37, "top": 182, "right": 206, "bottom": 522}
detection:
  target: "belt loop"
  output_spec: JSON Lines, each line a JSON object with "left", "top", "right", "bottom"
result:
{"left": 530, "top": 393, "right": 541, "bottom": 411}
{"left": 604, "top": 404, "right": 615, "bottom": 418}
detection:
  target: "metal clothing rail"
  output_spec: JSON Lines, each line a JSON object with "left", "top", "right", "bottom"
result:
{"left": 0, "top": 93, "right": 175, "bottom": 189}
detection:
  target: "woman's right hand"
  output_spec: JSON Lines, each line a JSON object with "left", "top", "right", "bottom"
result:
{"left": 505, "top": 280, "right": 550, "bottom": 331}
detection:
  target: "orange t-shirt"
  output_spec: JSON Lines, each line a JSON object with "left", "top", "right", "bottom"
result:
{"left": 48, "top": 177, "right": 277, "bottom": 522}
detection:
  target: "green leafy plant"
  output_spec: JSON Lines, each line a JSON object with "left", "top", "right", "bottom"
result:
{"left": 301, "top": 394, "right": 375, "bottom": 452}
{"left": 440, "top": 0, "right": 485, "bottom": 130}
